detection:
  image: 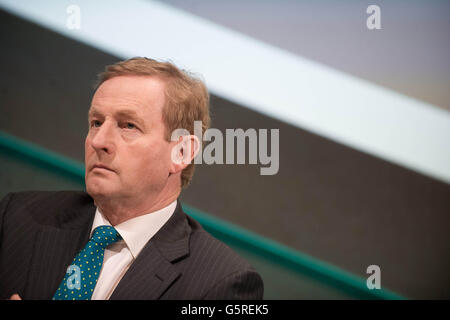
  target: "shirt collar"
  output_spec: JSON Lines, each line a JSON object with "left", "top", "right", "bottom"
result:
{"left": 90, "top": 200, "right": 177, "bottom": 258}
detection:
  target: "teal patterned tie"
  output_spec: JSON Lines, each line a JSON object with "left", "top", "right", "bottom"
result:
{"left": 52, "top": 225, "right": 122, "bottom": 300}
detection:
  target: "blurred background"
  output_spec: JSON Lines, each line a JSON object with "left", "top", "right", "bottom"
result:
{"left": 0, "top": 0, "right": 449, "bottom": 299}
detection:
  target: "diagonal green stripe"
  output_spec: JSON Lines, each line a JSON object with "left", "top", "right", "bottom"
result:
{"left": 0, "top": 130, "right": 405, "bottom": 299}
{"left": 0, "top": 131, "right": 85, "bottom": 179}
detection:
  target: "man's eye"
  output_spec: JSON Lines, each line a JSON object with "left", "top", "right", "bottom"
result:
{"left": 91, "top": 120, "right": 101, "bottom": 127}
{"left": 125, "top": 122, "right": 136, "bottom": 130}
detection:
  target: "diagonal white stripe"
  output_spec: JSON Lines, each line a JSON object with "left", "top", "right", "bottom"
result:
{"left": 1, "top": 0, "right": 449, "bottom": 183}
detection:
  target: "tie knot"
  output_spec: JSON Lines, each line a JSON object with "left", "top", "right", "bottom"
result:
{"left": 91, "top": 225, "right": 121, "bottom": 248}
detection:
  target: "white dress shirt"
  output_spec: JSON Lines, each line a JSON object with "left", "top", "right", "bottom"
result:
{"left": 90, "top": 200, "right": 177, "bottom": 300}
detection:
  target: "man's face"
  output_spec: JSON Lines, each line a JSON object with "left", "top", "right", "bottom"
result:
{"left": 85, "top": 75, "right": 173, "bottom": 202}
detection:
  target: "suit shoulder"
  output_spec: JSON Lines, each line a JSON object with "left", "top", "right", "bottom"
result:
{"left": 186, "top": 215, "right": 255, "bottom": 273}
{"left": 167, "top": 213, "right": 264, "bottom": 299}
{"left": 2, "top": 190, "right": 91, "bottom": 209}
{"left": 0, "top": 190, "right": 93, "bottom": 225}
{"left": 3, "top": 190, "right": 86, "bottom": 201}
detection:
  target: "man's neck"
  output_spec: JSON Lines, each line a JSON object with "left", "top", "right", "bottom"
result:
{"left": 93, "top": 192, "right": 179, "bottom": 226}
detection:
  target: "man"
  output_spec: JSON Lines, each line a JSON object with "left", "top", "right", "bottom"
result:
{"left": 0, "top": 57, "right": 264, "bottom": 300}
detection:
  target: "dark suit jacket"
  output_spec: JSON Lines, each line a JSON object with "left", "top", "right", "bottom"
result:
{"left": 0, "top": 191, "right": 264, "bottom": 299}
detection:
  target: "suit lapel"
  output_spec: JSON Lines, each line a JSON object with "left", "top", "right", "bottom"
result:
{"left": 109, "top": 242, "right": 181, "bottom": 300}
{"left": 110, "top": 200, "right": 190, "bottom": 300}
{"left": 24, "top": 225, "right": 90, "bottom": 299}
{"left": 24, "top": 194, "right": 95, "bottom": 299}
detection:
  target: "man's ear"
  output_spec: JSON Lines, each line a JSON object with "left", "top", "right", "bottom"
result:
{"left": 169, "top": 134, "right": 200, "bottom": 174}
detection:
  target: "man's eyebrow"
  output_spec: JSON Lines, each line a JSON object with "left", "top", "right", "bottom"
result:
{"left": 88, "top": 108, "right": 102, "bottom": 118}
{"left": 89, "top": 108, "right": 141, "bottom": 120}
{"left": 88, "top": 108, "right": 146, "bottom": 127}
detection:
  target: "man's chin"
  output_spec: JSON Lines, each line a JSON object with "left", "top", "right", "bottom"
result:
{"left": 86, "top": 182, "right": 117, "bottom": 200}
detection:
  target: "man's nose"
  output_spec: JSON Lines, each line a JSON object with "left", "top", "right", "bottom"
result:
{"left": 90, "top": 121, "right": 116, "bottom": 154}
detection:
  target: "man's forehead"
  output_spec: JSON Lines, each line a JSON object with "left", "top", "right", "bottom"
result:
{"left": 95, "top": 75, "right": 166, "bottom": 99}
{"left": 89, "top": 76, "right": 166, "bottom": 118}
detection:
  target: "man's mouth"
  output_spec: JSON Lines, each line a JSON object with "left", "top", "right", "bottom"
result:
{"left": 91, "top": 163, "right": 115, "bottom": 172}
